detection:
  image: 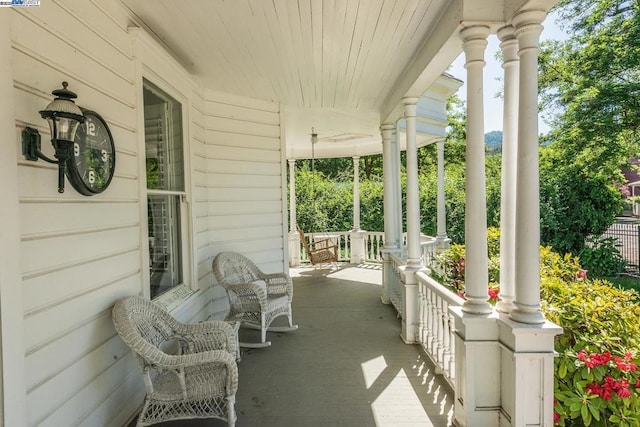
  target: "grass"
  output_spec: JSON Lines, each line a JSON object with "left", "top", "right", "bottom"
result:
{"left": 605, "top": 275, "right": 640, "bottom": 294}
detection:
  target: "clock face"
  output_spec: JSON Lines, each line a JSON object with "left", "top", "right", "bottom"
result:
{"left": 68, "top": 110, "right": 116, "bottom": 195}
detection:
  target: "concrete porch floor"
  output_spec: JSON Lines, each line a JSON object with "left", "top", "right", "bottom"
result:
{"left": 156, "top": 264, "right": 455, "bottom": 427}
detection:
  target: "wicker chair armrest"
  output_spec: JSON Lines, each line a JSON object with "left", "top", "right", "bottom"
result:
{"left": 156, "top": 349, "right": 236, "bottom": 369}
{"left": 146, "top": 349, "right": 239, "bottom": 396}
{"left": 226, "top": 282, "right": 268, "bottom": 305}
{"left": 260, "top": 273, "right": 293, "bottom": 297}
{"left": 176, "top": 321, "right": 238, "bottom": 354}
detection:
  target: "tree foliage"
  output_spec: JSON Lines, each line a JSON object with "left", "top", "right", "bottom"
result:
{"left": 540, "top": 0, "right": 640, "bottom": 156}
{"left": 537, "top": 0, "right": 640, "bottom": 254}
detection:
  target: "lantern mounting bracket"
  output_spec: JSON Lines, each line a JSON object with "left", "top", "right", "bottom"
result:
{"left": 22, "top": 126, "right": 57, "bottom": 164}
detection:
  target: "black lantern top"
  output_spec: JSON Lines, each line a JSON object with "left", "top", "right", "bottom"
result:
{"left": 39, "top": 82, "right": 85, "bottom": 143}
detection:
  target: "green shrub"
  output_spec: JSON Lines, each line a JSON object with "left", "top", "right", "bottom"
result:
{"left": 432, "top": 243, "right": 466, "bottom": 295}
{"left": 543, "top": 278, "right": 640, "bottom": 426}
{"left": 578, "top": 236, "right": 626, "bottom": 278}
{"left": 434, "top": 228, "right": 640, "bottom": 426}
{"left": 431, "top": 227, "right": 501, "bottom": 302}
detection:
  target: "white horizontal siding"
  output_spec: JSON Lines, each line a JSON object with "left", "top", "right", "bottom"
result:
{"left": 203, "top": 88, "right": 286, "bottom": 300}
{"left": 10, "top": 1, "right": 287, "bottom": 425}
{"left": 12, "top": 1, "right": 144, "bottom": 425}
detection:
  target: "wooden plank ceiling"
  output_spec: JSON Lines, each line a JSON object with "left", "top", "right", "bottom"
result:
{"left": 122, "top": 0, "right": 450, "bottom": 157}
{"left": 122, "top": 0, "right": 447, "bottom": 112}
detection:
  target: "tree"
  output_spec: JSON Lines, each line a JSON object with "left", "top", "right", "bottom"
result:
{"left": 537, "top": 0, "right": 640, "bottom": 253}
{"left": 540, "top": 1, "right": 640, "bottom": 159}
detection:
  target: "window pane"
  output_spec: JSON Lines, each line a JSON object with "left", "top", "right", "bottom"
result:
{"left": 143, "top": 80, "right": 184, "bottom": 191}
{"left": 148, "top": 194, "right": 183, "bottom": 299}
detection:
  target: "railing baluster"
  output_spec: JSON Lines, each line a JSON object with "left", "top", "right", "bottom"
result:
{"left": 446, "top": 310, "right": 456, "bottom": 381}
{"left": 412, "top": 271, "right": 464, "bottom": 390}
{"left": 430, "top": 289, "right": 439, "bottom": 356}
{"left": 418, "top": 282, "right": 425, "bottom": 345}
{"left": 435, "top": 298, "right": 444, "bottom": 370}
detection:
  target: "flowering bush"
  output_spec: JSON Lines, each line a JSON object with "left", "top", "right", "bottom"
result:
{"left": 432, "top": 227, "right": 501, "bottom": 301}
{"left": 432, "top": 228, "right": 640, "bottom": 425}
{"left": 543, "top": 276, "right": 640, "bottom": 426}
{"left": 554, "top": 349, "right": 640, "bottom": 426}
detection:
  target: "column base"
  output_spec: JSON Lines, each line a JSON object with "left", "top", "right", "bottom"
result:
{"left": 435, "top": 235, "right": 451, "bottom": 252}
{"left": 461, "top": 299, "right": 493, "bottom": 315}
{"left": 498, "top": 314, "right": 562, "bottom": 426}
{"left": 509, "top": 303, "right": 546, "bottom": 324}
{"left": 381, "top": 251, "right": 392, "bottom": 304}
{"left": 451, "top": 308, "right": 501, "bottom": 427}
{"left": 399, "top": 266, "right": 426, "bottom": 344}
{"left": 288, "top": 232, "right": 300, "bottom": 267}
{"left": 406, "top": 258, "right": 423, "bottom": 270}
{"left": 495, "top": 299, "right": 517, "bottom": 314}
{"left": 349, "top": 230, "right": 367, "bottom": 264}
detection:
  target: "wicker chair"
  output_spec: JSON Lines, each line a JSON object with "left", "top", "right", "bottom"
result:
{"left": 112, "top": 296, "right": 239, "bottom": 427}
{"left": 213, "top": 251, "right": 298, "bottom": 348}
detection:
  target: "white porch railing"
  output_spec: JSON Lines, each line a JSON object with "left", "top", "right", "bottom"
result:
{"left": 385, "top": 249, "right": 462, "bottom": 390}
{"left": 298, "top": 230, "right": 437, "bottom": 265}
{"left": 416, "top": 270, "right": 464, "bottom": 388}
{"left": 388, "top": 252, "right": 405, "bottom": 315}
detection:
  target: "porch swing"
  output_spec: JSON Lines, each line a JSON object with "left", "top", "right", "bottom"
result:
{"left": 297, "top": 128, "right": 339, "bottom": 266}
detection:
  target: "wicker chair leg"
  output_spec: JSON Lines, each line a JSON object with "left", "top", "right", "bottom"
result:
{"left": 260, "top": 312, "right": 267, "bottom": 344}
{"left": 227, "top": 395, "right": 236, "bottom": 427}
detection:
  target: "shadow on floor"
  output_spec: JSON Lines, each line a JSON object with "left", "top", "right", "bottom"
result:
{"left": 145, "top": 266, "right": 454, "bottom": 427}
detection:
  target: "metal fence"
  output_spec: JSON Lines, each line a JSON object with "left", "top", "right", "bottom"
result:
{"left": 600, "top": 222, "right": 640, "bottom": 275}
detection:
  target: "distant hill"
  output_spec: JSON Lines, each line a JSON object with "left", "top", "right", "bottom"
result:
{"left": 485, "top": 130, "right": 503, "bottom": 149}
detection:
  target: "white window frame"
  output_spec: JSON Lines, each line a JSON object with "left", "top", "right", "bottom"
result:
{"left": 138, "top": 76, "right": 194, "bottom": 310}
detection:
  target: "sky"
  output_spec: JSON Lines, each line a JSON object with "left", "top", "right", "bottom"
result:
{"left": 448, "top": 11, "right": 569, "bottom": 135}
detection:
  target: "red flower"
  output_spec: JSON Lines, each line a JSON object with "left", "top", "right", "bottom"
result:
{"left": 614, "top": 356, "right": 637, "bottom": 372}
{"left": 488, "top": 288, "right": 499, "bottom": 301}
{"left": 577, "top": 269, "right": 588, "bottom": 279}
{"left": 577, "top": 349, "right": 588, "bottom": 362}
{"left": 635, "top": 379, "right": 640, "bottom": 388}
{"left": 617, "top": 387, "right": 632, "bottom": 398}
{"left": 554, "top": 411, "right": 560, "bottom": 423}
{"left": 618, "top": 378, "right": 630, "bottom": 390}
{"left": 579, "top": 351, "right": 612, "bottom": 368}
{"left": 604, "top": 376, "right": 619, "bottom": 390}
{"left": 586, "top": 382, "right": 604, "bottom": 397}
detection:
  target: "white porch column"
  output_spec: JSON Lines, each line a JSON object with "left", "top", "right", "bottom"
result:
{"left": 510, "top": 11, "right": 546, "bottom": 325}
{"left": 435, "top": 139, "right": 449, "bottom": 250}
{"left": 350, "top": 156, "right": 366, "bottom": 263}
{"left": 496, "top": 26, "right": 519, "bottom": 314}
{"left": 403, "top": 97, "right": 422, "bottom": 269}
{"left": 392, "top": 124, "right": 403, "bottom": 248}
{"left": 400, "top": 98, "right": 422, "bottom": 344}
{"left": 0, "top": 11, "right": 28, "bottom": 425}
{"left": 287, "top": 159, "right": 301, "bottom": 267}
{"left": 460, "top": 26, "right": 492, "bottom": 315}
{"left": 453, "top": 25, "right": 501, "bottom": 427}
{"left": 497, "top": 11, "right": 562, "bottom": 427}
{"left": 381, "top": 125, "right": 398, "bottom": 250}
{"left": 381, "top": 124, "right": 398, "bottom": 304}
{"left": 352, "top": 156, "right": 361, "bottom": 231}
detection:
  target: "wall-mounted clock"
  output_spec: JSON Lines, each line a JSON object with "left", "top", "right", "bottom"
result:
{"left": 67, "top": 109, "right": 116, "bottom": 196}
